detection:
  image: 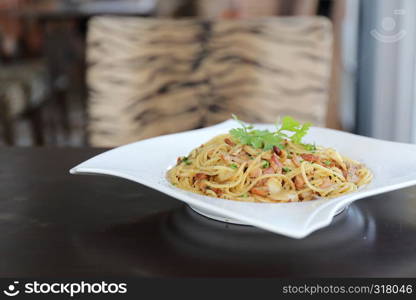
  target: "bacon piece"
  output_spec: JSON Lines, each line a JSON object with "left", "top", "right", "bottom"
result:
{"left": 294, "top": 175, "right": 305, "bottom": 189}
{"left": 195, "top": 173, "right": 208, "bottom": 180}
{"left": 255, "top": 179, "right": 267, "bottom": 187}
{"left": 196, "top": 181, "right": 207, "bottom": 191}
{"left": 270, "top": 162, "right": 282, "bottom": 173}
{"left": 263, "top": 167, "right": 275, "bottom": 175}
{"left": 250, "top": 187, "right": 268, "bottom": 197}
{"left": 211, "top": 188, "right": 223, "bottom": 196}
{"left": 273, "top": 146, "right": 281, "bottom": 156}
{"left": 270, "top": 153, "right": 283, "bottom": 173}
{"left": 224, "top": 138, "right": 235, "bottom": 146}
{"left": 320, "top": 160, "right": 335, "bottom": 168}
{"left": 301, "top": 153, "right": 319, "bottom": 163}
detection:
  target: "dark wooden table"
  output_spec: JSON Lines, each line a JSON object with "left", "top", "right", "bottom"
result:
{"left": 0, "top": 147, "right": 416, "bottom": 277}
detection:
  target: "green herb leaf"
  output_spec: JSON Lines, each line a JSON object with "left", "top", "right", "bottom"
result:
{"left": 303, "top": 143, "right": 317, "bottom": 152}
{"left": 231, "top": 114, "right": 248, "bottom": 131}
{"left": 279, "top": 116, "right": 300, "bottom": 132}
{"left": 230, "top": 163, "right": 238, "bottom": 169}
{"left": 229, "top": 115, "right": 313, "bottom": 150}
{"left": 251, "top": 136, "right": 263, "bottom": 148}
{"left": 278, "top": 116, "right": 312, "bottom": 144}
{"left": 282, "top": 167, "right": 291, "bottom": 173}
{"left": 323, "top": 160, "right": 332, "bottom": 166}
{"left": 182, "top": 157, "right": 192, "bottom": 165}
{"left": 262, "top": 134, "right": 283, "bottom": 151}
{"left": 261, "top": 160, "right": 270, "bottom": 169}
{"left": 290, "top": 123, "right": 311, "bottom": 144}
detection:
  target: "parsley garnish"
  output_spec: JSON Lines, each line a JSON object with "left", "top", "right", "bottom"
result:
{"left": 230, "top": 163, "right": 238, "bottom": 169}
{"left": 261, "top": 160, "right": 270, "bottom": 169}
{"left": 229, "top": 115, "right": 313, "bottom": 151}
{"left": 303, "top": 143, "right": 317, "bottom": 152}
{"left": 182, "top": 157, "right": 192, "bottom": 165}
{"left": 324, "top": 160, "right": 332, "bottom": 166}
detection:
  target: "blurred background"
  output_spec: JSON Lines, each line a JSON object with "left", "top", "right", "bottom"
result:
{"left": 0, "top": 0, "right": 415, "bottom": 147}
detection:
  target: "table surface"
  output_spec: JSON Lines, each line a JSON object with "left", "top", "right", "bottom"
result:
{"left": 1, "top": 147, "right": 416, "bottom": 277}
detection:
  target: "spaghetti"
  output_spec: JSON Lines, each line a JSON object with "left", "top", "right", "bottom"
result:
{"left": 167, "top": 120, "right": 372, "bottom": 203}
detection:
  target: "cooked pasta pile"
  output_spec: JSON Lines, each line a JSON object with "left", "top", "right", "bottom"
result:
{"left": 167, "top": 133, "right": 372, "bottom": 203}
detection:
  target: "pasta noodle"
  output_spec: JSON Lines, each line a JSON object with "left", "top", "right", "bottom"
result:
{"left": 167, "top": 133, "right": 372, "bottom": 203}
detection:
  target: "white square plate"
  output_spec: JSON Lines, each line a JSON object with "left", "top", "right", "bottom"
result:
{"left": 70, "top": 120, "right": 416, "bottom": 238}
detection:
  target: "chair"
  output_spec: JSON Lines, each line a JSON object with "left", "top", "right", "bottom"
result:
{"left": 0, "top": 61, "right": 48, "bottom": 145}
{"left": 86, "top": 16, "right": 333, "bottom": 147}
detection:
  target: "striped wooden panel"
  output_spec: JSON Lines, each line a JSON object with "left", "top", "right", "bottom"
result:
{"left": 87, "top": 16, "right": 332, "bottom": 147}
